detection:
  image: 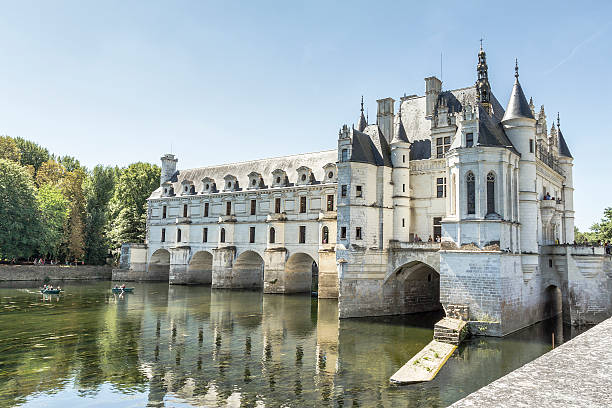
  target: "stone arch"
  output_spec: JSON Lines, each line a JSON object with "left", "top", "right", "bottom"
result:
{"left": 233, "top": 250, "right": 264, "bottom": 289}
{"left": 543, "top": 284, "right": 563, "bottom": 320}
{"left": 186, "top": 251, "right": 213, "bottom": 284}
{"left": 284, "top": 252, "right": 318, "bottom": 293}
{"left": 149, "top": 249, "right": 170, "bottom": 281}
{"left": 384, "top": 260, "right": 442, "bottom": 315}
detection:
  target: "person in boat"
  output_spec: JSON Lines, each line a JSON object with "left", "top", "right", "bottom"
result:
{"left": 114, "top": 285, "right": 119, "bottom": 289}
{"left": 121, "top": 284, "right": 126, "bottom": 289}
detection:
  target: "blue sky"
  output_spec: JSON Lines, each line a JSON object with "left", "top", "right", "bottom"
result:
{"left": 0, "top": 0, "right": 609, "bottom": 230}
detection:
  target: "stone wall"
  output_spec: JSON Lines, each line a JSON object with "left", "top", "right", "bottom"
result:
{"left": 0, "top": 265, "right": 112, "bottom": 281}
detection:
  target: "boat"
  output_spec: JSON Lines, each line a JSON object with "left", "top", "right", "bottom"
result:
{"left": 41, "top": 289, "right": 61, "bottom": 294}
{"left": 111, "top": 287, "right": 134, "bottom": 293}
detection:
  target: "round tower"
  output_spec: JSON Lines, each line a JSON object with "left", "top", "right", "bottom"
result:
{"left": 556, "top": 114, "right": 575, "bottom": 244}
{"left": 390, "top": 103, "right": 411, "bottom": 242}
{"left": 501, "top": 61, "right": 538, "bottom": 254}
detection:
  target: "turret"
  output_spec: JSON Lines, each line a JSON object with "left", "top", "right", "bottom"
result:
{"left": 557, "top": 113, "right": 575, "bottom": 243}
{"left": 390, "top": 102, "right": 411, "bottom": 242}
{"left": 357, "top": 96, "right": 367, "bottom": 132}
{"left": 475, "top": 44, "right": 491, "bottom": 113}
{"left": 160, "top": 153, "right": 178, "bottom": 186}
{"left": 502, "top": 60, "right": 538, "bottom": 256}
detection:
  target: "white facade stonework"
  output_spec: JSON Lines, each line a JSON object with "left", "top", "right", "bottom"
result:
{"left": 116, "top": 48, "right": 612, "bottom": 336}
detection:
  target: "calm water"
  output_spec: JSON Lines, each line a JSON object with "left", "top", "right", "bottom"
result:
{"left": 0, "top": 281, "right": 586, "bottom": 407}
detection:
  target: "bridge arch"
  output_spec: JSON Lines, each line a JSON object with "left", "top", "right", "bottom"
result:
{"left": 233, "top": 250, "right": 264, "bottom": 289}
{"left": 383, "top": 259, "right": 442, "bottom": 315}
{"left": 284, "top": 252, "right": 318, "bottom": 293}
{"left": 543, "top": 284, "right": 563, "bottom": 320}
{"left": 149, "top": 249, "right": 170, "bottom": 281}
{"left": 187, "top": 250, "right": 213, "bottom": 284}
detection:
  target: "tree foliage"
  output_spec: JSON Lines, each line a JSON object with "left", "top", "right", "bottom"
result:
{"left": 84, "top": 165, "right": 117, "bottom": 264}
{"left": 36, "top": 160, "right": 66, "bottom": 187}
{"left": 108, "top": 163, "right": 160, "bottom": 248}
{"left": 0, "top": 136, "right": 21, "bottom": 163}
{"left": 590, "top": 207, "right": 612, "bottom": 243}
{"left": 0, "top": 159, "right": 41, "bottom": 259}
{"left": 60, "top": 169, "right": 87, "bottom": 261}
{"left": 36, "top": 184, "right": 69, "bottom": 258}
{"left": 14, "top": 137, "right": 50, "bottom": 172}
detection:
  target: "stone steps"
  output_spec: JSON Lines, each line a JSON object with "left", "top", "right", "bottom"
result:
{"left": 433, "top": 317, "right": 468, "bottom": 346}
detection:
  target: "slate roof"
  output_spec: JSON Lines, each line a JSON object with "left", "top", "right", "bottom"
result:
{"left": 392, "top": 116, "right": 409, "bottom": 144}
{"left": 149, "top": 149, "right": 337, "bottom": 199}
{"left": 409, "top": 140, "right": 431, "bottom": 160}
{"left": 502, "top": 79, "right": 535, "bottom": 121}
{"left": 477, "top": 105, "right": 519, "bottom": 154}
{"left": 349, "top": 125, "right": 392, "bottom": 167}
{"left": 558, "top": 129, "right": 573, "bottom": 158}
{"left": 357, "top": 112, "right": 367, "bottom": 132}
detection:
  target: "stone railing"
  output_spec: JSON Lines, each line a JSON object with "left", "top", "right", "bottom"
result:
{"left": 389, "top": 241, "right": 441, "bottom": 251}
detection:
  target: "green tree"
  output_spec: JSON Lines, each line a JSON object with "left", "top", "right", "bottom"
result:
{"left": 57, "top": 155, "right": 86, "bottom": 173}
{"left": 0, "top": 136, "right": 21, "bottom": 162}
{"left": 591, "top": 207, "right": 612, "bottom": 243}
{"left": 36, "top": 159, "right": 66, "bottom": 187}
{"left": 84, "top": 165, "right": 117, "bottom": 264}
{"left": 0, "top": 159, "right": 41, "bottom": 259}
{"left": 14, "top": 137, "right": 50, "bottom": 172}
{"left": 60, "top": 169, "right": 87, "bottom": 261}
{"left": 108, "top": 163, "right": 160, "bottom": 248}
{"left": 36, "top": 184, "right": 69, "bottom": 258}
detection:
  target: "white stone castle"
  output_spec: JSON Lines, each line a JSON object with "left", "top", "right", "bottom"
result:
{"left": 117, "top": 47, "right": 612, "bottom": 336}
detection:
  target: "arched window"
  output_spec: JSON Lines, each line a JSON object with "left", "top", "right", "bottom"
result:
{"left": 220, "top": 228, "right": 226, "bottom": 243}
{"left": 487, "top": 172, "right": 495, "bottom": 215}
{"left": 269, "top": 227, "right": 276, "bottom": 244}
{"left": 466, "top": 172, "right": 475, "bottom": 215}
{"left": 177, "top": 228, "right": 182, "bottom": 242}
{"left": 322, "top": 226, "right": 329, "bottom": 244}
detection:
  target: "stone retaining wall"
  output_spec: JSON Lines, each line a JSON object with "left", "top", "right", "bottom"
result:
{"left": 0, "top": 265, "right": 112, "bottom": 281}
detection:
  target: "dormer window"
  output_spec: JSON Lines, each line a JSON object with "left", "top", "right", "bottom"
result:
{"left": 466, "top": 133, "right": 474, "bottom": 147}
{"left": 323, "top": 163, "right": 336, "bottom": 182}
{"left": 223, "top": 175, "right": 238, "bottom": 191}
{"left": 201, "top": 177, "right": 216, "bottom": 194}
{"left": 271, "top": 169, "right": 288, "bottom": 187}
{"left": 161, "top": 181, "right": 174, "bottom": 197}
{"left": 247, "top": 172, "right": 264, "bottom": 189}
{"left": 296, "top": 166, "right": 314, "bottom": 186}
{"left": 180, "top": 180, "right": 195, "bottom": 195}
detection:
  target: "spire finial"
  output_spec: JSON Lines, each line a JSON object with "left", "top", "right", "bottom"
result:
{"left": 515, "top": 58, "right": 519, "bottom": 79}
{"left": 557, "top": 112, "right": 560, "bottom": 129}
{"left": 480, "top": 38, "right": 483, "bottom": 50}
{"left": 360, "top": 95, "right": 364, "bottom": 113}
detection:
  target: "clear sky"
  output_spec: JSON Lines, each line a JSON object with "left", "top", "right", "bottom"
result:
{"left": 0, "top": 0, "right": 609, "bottom": 230}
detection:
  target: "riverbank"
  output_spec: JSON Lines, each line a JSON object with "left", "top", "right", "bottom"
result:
{"left": 451, "top": 317, "right": 611, "bottom": 407}
{"left": 0, "top": 265, "right": 112, "bottom": 281}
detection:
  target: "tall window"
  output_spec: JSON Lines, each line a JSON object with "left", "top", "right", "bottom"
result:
{"left": 183, "top": 204, "right": 188, "bottom": 217}
{"left": 220, "top": 228, "right": 226, "bottom": 243}
{"left": 433, "top": 217, "right": 442, "bottom": 241}
{"left": 436, "top": 136, "right": 451, "bottom": 158}
{"left": 322, "top": 226, "right": 329, "bottom": 244}
{"left": 250, "top": 199, "right": 256, "bottom": 215}
{"left": 177, "top": 228, "right": 182, "bottom": 242}
{"left": 451, "top": 174, "right": 456, "bottom": 215}
{"left": 203, "top": 227, "right": 208, "bottom": 243}
{"left": 161, "top": 228, "right": 166, "bottom": 242}
{"left": 326, "top": 195, "right": 334, "bottom": 211}
{"left": 275, "top": 197, "right": 281, "bottom": 213}
{"left": 355, "top": 227, "right": 362, "bottom": 240}
{"left": 299, "top": 226, "right": 306, "bottom": 244}
{"left": 341, "top": 149, "right": 349, "bottom": 162}
{"left": 487, "top": 172, "right": 496, "bottom": 215}
{"left": 204, "top": 202, "right": 209, "bottom": 217}
{"left": 300, "top": 196, "right": 307, "bottom": 213}
{"left": 249, "top": 227, "right": 256, "bottom": 243}
{"left": 226, "top": 201, "right": 231, "bottom": 216}
{"left": 356, "top": 186, "right": 363, "bottom": 197}
{"left": 402, "top": 184, "right": 406, "bottom": 193}
{"left": 341, "top": 185, "right": 347, "bottom": 197}
{"left": 340, "top": 226, "right": 347, "bottom": 239}
{"left": 436, "top": 177, "right": 447, "bottom": 198}
{"left": 466, "top": 172, "right": 475, "bottom": 215}
{"left": 269, "top": 227, "right": 276, "bottom": 244}
{"left": 466, "top": 133, "right": 474, "bottom": 147}
{"left": 162, "top": 205, "right": 167, "bottom": 219}
{"left": 529, "top": 139, "right": 534, "bottom": 153}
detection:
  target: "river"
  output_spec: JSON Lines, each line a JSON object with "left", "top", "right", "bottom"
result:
{"left": 0, "top": 281, "right": 587, "bottom": 407}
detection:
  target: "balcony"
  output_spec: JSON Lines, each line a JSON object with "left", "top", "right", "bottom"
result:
{"left": 175, "top": 217, "right": 192, "bottom": 225}
{"left": 266, "top": 213, "right": 287, "bottom": 222}
{"left": 218, "top": 215, "right": 237, "bottom": 223}
{"left": 318, "top": 211, "right": 337, "bottom": 221}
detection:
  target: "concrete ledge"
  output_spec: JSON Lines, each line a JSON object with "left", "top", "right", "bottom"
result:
{"left": 390, "top": 340, "right": 457, "bottom": 384}
{"left": 0, "top": 265, "right": 112, "bottom": 281}
{"left": 451, "top": 318, "right": 612, "bottom": 407}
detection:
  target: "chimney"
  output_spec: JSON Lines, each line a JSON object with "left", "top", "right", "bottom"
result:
{"left": 160, "top": 154, "right": 178, "bottom": 186}
{"left": 425, "top": 76, "right": 442, "bottom": 117}
{"left": 376, "top": 97, "right": 395, "bottom": 143}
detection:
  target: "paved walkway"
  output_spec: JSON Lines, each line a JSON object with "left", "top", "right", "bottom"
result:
{"left": 451, "top": 317, "right": 612, "bottom": 407}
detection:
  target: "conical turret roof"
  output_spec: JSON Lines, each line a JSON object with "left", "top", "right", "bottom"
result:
{"left": 391, "top": 104, "right": 409, "bottom": 144}
{"left": 357, "top": 96, "right": 367, "bottom": 132}
{"left": 502, "top": 61, "right": 535, "bottom": 122}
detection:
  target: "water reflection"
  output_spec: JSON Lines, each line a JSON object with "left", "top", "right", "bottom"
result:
{"left": 0, "top": 282, "right": 589, "bottom": 407}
